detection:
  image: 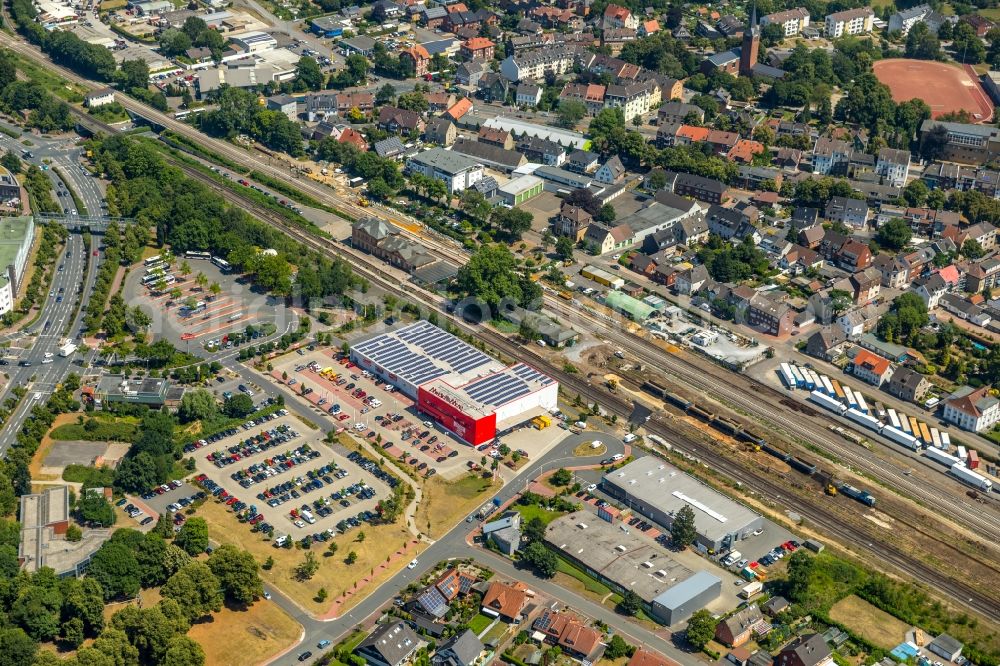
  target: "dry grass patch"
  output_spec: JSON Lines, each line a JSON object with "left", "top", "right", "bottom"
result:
{"left": 188, "top": 599, "right": 301, "bottom": 666}
{"left": 573, "top": 441, "right": 606, "bottom": 457}
{"left": 197, "top": 498, "right": 418, "bottom": 615}
{"left": 415, "top": 473, "right": 498, "bottom": 539}
{"left": 829, "top": 595, "right": 909, "bottom": 649}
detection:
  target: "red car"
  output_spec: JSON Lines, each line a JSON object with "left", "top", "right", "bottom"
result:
{"left": 337, "top": 413, "right": 350, "bottom": 421}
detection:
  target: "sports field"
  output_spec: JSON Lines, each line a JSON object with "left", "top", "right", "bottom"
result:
{"left": 873, "top": 58, "right": 994, "bottom": 121}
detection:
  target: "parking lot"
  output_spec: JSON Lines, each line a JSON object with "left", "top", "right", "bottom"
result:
{"left": 127, "top": 256, "right": 293, "bottom": 350}
{"left": 189, "top": 411, "right": 397, "bottom": 541}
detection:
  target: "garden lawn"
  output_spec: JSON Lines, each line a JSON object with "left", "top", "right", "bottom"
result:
{"left": 415, "top": 473, "right": 497, "bottom": 539}
{"left": 468, "top": 613, "right": 494, "bottom": 635}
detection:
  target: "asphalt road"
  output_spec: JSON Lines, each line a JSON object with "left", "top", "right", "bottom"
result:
{"left": 258, "top": 427, "right": 708, "bottom": 666}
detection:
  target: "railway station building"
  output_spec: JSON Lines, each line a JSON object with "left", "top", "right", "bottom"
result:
{"left": 350, "top": 320, "right": 558, "bottom": 445}
{"left": 600, "top": 456, "right": 764, "bottom": 552}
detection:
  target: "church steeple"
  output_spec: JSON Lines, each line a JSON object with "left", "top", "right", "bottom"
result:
{"left": 739, "top": 0, "right": 760, "bottom": 76}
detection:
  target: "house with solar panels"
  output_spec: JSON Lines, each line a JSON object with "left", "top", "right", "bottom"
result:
{"left": 350, "top": 321, "right": 558, "bottom": 445}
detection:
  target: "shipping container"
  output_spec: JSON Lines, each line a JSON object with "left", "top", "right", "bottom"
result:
{"left": 888, "top": 409, "right": 901, "bottom": 429}
{"left": 957, "top": 445, "right": 967, "bottom": 460}
{"left": 941, "top": 432, "right": 951, "bottom": 448}
{"left": 820, "top": 375, "right": 835, "bottom": 396}
{"left": 931, "top": 428, "right": 942, "bottom": 449}
{"left": 967, "top": 450, "right": 980, "bottom": 469}
{"left": 855, "top": 393, "right": 869, "bottom": 415}
{"left": 809, "top": 390, "right": 847, "bottom": 414}
{"left": 882, "top": 425, "right": 920, "bottom": 450}
{"left": 831, "top": 379, "right": 846, "bottom": 400}
{"left": 949, "top": 463, "right": 993, "bottom": 492}
{"left": 779, "top": 363, "right": 795, "bottom": 389}
{"left": 924, "top": 447, "right": 963, "bottom": 468}
{"left": 846, "top": 407, "right": 882, "bottom": 432}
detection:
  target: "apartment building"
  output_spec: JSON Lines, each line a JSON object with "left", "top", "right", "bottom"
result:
{"left": 499, "top": 48, "right": 576, "bottom": 81}
{"left": 825, "top": 7, "right": 874, "bottom": 37}
{"left": 405, "top": 148, "right": 484, "bottom": 193}
{"left": 760, "top": 7, "right": 810, "bottom": 36}
{"left": 920, "top": 119, "right": 1000, "bottom": 165}
{"left": 875, "top": 147, "right": 911, "bottom": 187}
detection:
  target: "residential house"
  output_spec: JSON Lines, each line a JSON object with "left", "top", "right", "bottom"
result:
{"left": 942, "top": 385, "right": 1000, "bottom": 432}
{"left": 379, "top": 107, "right": 426, "bottom": 134}
{"left": 837, "top": 308, "right": 876, "bottom": 339}
{"left": 825, "top": 196, "right": 869, "bottom": 228}
{"left": 478, "top": 126, "right": 514, "bottom": 150}
{"left": 554, "top": 204, "right": 592, "bottom": 241}
{"left": 370, "top": 0, "right": 404, "bottom": 21}
{"left": 445, "top": 98, "right": 474, "bottom": 121}
{"left": 266, "top": 94, "right": 297, "bottom": 119}
{"left": 402, "top": 45, "right": 431, "bottom": 76}
{"left": 421, "top": 5, "right": 448, "bottom": 27}
{"left": 432, "top": 631, "right": 484, "bottom": 666}
{"left": 729, "top": 139, "right": 766, "bottom": 164}
{"left": 374, "top": 137, "right": 407, "bottom": 159}
{"left": 517, "top": 137, "right": 566, "bottom": 166}
{"left": 825, "top": 7, "right": 874, "bottom": 37}
{"left": 675, "top": 215, "right": 710, "bottom": 246}
{"left": 425, "top": 117, "right": 457, "bottom": 146}
{"left": 675, "top": 264, "right": 709, "bottom": 295}
{"left": 762, "top": 597, "right": 790, "bottom": 617}
{"left": 965, "top": 257, "right": 1000, "bottom": 293}
{"left": 355, "top": 622, "right": 422, "bottom": 666}
{"left": 876, "top": 147, "right": 911, "bottom": 187}
{"left": 889, "top": 4, "right": 932, "bottom": 34}
{"left": 940, "top": 293, "right": 993, "bottom": 326}
{"left": 583, "top": 223, "right": 633, "bottom": 254}
{"left": 885, "top": 366, "right": 932, "bottom": 404}
{"left": 780, "top": 245, "right": 823, "bottom": 275}
{"left": 406, "top": 148, "right": 484, "bottom": 193}
{"left": 455, "top": 59, "right": 489, "bottom": 87}
{"left": 639, "top": 19, "right": 660, "bottom": 36}
{"left": 716, "top": 14, "right": 745, "bottom": 37}
{"left": 628, "top": 650, "right": 673, "bottom": 666}
{"left": 872, "top": 254, "right": 911, "bottom": 289}
{"left": 84, "top": 88, "right": 116, "bottom": 108}
{"left": 426, "top": 92, "right": 456, "bottom": 112}
{"left": 663, "top": 171, "right": 729, "bottom": 204}
{"left": 836, "top": 238, "right": 872, "bottom": 271}
{"left": 912, "top": 273, "right": 949, "bottom": 309}
{"left": 961, "top": 13, "right": 994, "bottom": 36}
{"left": 452, "top": 137, "right": 527, "bottom": 173}
{"left": 603, "top": 81, "right": 660, "bottom": 122}
{"left": 481, "top": 581, "right": 528, "bottom": 622}
{"left": 516, "top": 83, "right": 543, "bottom": 107}
{"left": 560, "top": 82, "right": 607, "bottom": 116}
{"left": 566, "top": 149, "right": 600, "bottom": 174}
{"left": 603, "top": 3, "right": 638, "bottom": 29}
{"left": 748, "top": 294, "right": 795, "bottom": 336}
{"left": 658, "top": 101, "right": 703, "bottom": 125}
{"left": 941, "top": 221, "right": 997, "bottom": 252}
{"left": 851, "top": 348, "right": 894, "bottom": 386}
{"left": 532, "top": 609, "right": 603, "bottom": 660}
{"left": 715, "top": 606, "right": 769, "bottom": 648}
{"left": 595, "top": 156, "right": 626, "bottom": 184}
{"left": 461, "top": 37, "right": 495, "bottom": 60}
{"left": 776, "top": 634, "right": 834, "bottom": 666}
{"left": 799, "top": 225, "right": 826, "bottom": 251}
{"left": 775, "top": 147, "right": 803, "bottom": 170}
{"left": 813, "top": 138, "right": 852, "bottom": 176}
{"left": 707, "top": 206, "right": 758, "bottom": 241}
{"left": 601, "top": 28, "right": 637, "bottom": 55}
{"left": 806, "top": 326, "right": 850, "bottom": 360}
{"left": 850, "top": 267, "right": 882, "bottom": 304}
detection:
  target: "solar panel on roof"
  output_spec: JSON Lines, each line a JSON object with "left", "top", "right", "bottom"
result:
{"left": 534, "top": 610, "right": 553, "bottom": 631}
{"left": 417, "top": 587, "right": 448, "bottom": 618}
{"left": 463, "top": 372, "right": 532, "bottom": 407}
{"left": 458, "top": 575, "right": 474, "bottom": 595}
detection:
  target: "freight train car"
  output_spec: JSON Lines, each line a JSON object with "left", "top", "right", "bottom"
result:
{"left": 762, "top": 443, "right": 791, "bottom": 462}
{"left": 665, "top": 392, "right": 692, "bottom": 411}
{"left": 789, "top": 457, "right": 817, "bottom": 475}
{"left": 712, "top": 416, "right": 742, "bottom": 436}
{"left": 687, "top": 404, "right": 713, "bottom": 421}
{"left": 641, "top": 381, "right": 669, "bottom": 399}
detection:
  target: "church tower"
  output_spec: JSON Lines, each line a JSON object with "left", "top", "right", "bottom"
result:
{"left": 739, "top": 3, "right": 760, "bottom": 77}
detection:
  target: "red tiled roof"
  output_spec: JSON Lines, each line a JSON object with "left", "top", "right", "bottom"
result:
{"left": 463, "top": 37, "right": 494, "bottom": 50}
{"left": 446, "top": 97, "right": 473, "bottom": 120}
{"left": 628, "top": 649, "right": 676, "bottom": 666}
{"left": 854, "top": 349, "right": 891, "bottom": 376}
{"left": 677, "top": 125, "right": 710, "bottom": 142}
{"left": 482, "top": 581, "right": 527, "bottom": 619}
{"left": 937, "top": 264, "right": 960, "bottom": 286}
{"left": 728, "top": 139, "right": 765, "bottom": 163}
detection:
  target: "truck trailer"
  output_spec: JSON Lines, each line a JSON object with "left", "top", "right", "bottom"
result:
{"left": 882, "top": 425, "right": 920, "bottom": 450}
{"left": 949, "top": 464, "right": 993, "bottom": 492}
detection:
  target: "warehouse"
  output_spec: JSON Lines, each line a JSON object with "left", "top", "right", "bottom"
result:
{"left": 601, "top": 456, "right": 764, "bottom": 551}
{"left": 545, "top": 512, "right": 721, "bottom": 625}
{"left": 350, "top": 321, "right": 558, "bottom": 445}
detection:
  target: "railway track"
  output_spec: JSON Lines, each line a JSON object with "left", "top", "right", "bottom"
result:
{"left": 21, "top": 39, "right": 1000, "bottom": 621}
{"left": 166, "top": 157, "right": 1000, "bottom": 621}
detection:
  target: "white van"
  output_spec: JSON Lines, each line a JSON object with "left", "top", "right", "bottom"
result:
{"left": 722, "top": 551, "right": 742, "bottom": 567}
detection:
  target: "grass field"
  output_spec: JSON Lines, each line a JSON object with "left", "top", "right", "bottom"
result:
{"left": 573, "top": 441, "right": 606, "bottom": 457}
{"left": 829, "top": 595, "right": 910, "bottom": 649}
{"left": 468, "top": 613, "right": 494, "bottom": 635}
{"left": 415, "top": 473, "right": 497, "bottom": 539}
{"left": 188, "top": 599, "right": 301, "bottom": 666}
{"left": 197, "top": 498, "right": 418, "bottom": 615}
{"left": 515, "top": 503, "right": 566, "bottom": 526}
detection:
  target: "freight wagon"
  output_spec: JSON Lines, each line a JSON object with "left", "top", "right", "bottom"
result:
{"left": 641, "top": 381, "right": 670, "bottom": 399}
{"left": 687, "top": 404, "right": 713, "bottom": 421}
{"left": 737, "top": 430, "right": 766, "bottom": 448}
{"left": 712, "top": 416, "right": 742, "bottom": 436}
{"left": 762, "top": 443, "right": 791, "bottom": 462}
{"left": 789, "top": 457, "right": 817, "bottom": 475}
{"left": 665, "top": 392, "right": 692, "bottom": 410}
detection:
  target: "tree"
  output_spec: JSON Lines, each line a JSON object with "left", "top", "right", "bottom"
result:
{"left": 875, "top": 218, "right": 913, "bottom": 251}
{"left": 78, "top": 492, "right": 116, "bottom": 527}
{"left": 952, "top": 21, "right": 986, "bottom": 63}
{"left": 962, "top": 239, "right": 985, "bottom": 259}
{"left": 597, "top": 203, "right": 616, "bottom": 223}
{"left": 0, "top": 628, "right": 37, "bottom": 666}
{"left": 88, "top": 541, "right": 141, "bottom": 600}
{"left": 522, "top": 516, "right": 546, "bottom": 544}
{"left": 209, "top": 282, "right": 221, "bottom": 298}
{"left": 456, "top": 244, "right": 540, "bottom": 309}
{"left": 296, "top": 56, "right": 325, "bottom": 91}
{"left": 163, "top": 635, "right": 206, "bottom": 666}
{"left": 604, "top": 635, "right": 635, "bottom": 659}
{"left": 905, "top": 22, "right": 942, "bottom": 60}
{"left": 669, "top": 504, "right": 697, "bottom": 548}
{"left": 346, "top": 551, "right": 358, "bottom": 564}
{"left": 460, "top": 189, "right": 492, "bottom": 226}
{"left": 375, "top": 83, "right": 396, "bottom": 105}
{"left": 550, "top": 468, "right": 572, "bottom": 486}
{"left": 62, "top": 616, "right": 86, "bottom": 648}
{"left": 556, "top": 100, "right": 587, "bottom": 128}
{"left": 920, "top": 124, "right": 950, "bottom": 162}
{"left": 207, "top": 545, "right": 263, "bottom": 604}
{"left": 175, "top": 518, "right": 209, "bottom": 556}
{"left": 617, "top": 590, "right": 642, "bottom": 616}
{"left": 161, "top": 562, "right": 223, "bottom": 622}
{"left": 685, "top": 610, "right": 716, "bottom": 648}
{"left": 10, "top": 583, "right": 62, "bottom": 640}
{"left": 177, "top": 389, "right": 218, "bottom": 423}
{"left": 786, "top": 550, "right": 814, "bottom": 603}
{"left": 830, "top": 289, "right": 853, "bottom": 316}
{"left": 555, "top": 235, "right": 575, "bottom": 262}
{"left": 223, "top": 393, "right": 255, "bottom": 418}
{"left": 901, "top": 179, "right": 928, "bottom": 207}
{"left": 521, "top": 542, "right": 557, "bottom": 577}
{"left": 1, "top": 151, "right": 22, "bottom": 174}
